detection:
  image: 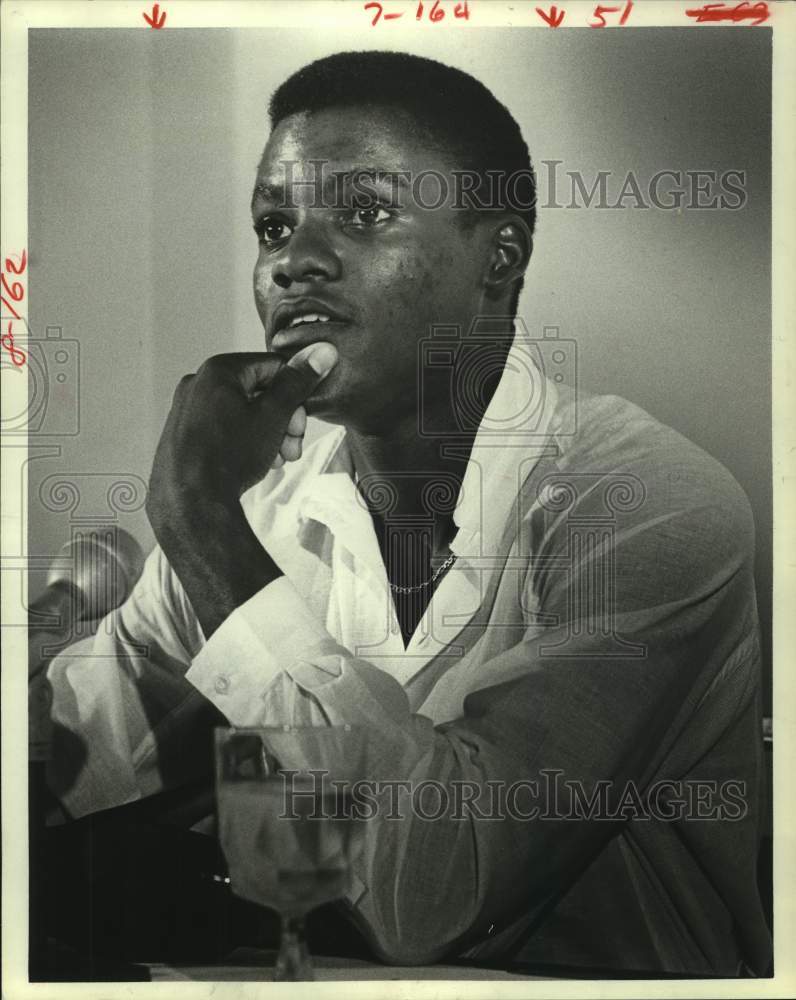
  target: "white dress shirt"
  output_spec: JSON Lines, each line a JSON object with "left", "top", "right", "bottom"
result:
{"left": 45, "top": 329, "right": 771, "bottom": 973}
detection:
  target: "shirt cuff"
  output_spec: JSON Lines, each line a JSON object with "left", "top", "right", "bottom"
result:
{"left": 185, "top": 575, "right": 340, "bottom": 724}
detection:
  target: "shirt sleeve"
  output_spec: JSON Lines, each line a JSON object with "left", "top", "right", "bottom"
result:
{"left": 184, "top": 452, "right": 762, "bottom": 965}
{"left": 45, "top": 543, "right": 218, "bottom": 819}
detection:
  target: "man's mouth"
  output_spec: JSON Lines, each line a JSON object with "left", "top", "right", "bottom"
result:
{"left": 272, "top": 298, "right": 351, "bottom": 343}
{"left": 286, "top": 312, "right": 332, "bottom": 330}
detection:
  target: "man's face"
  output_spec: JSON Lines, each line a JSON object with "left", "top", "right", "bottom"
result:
{"left": 252, "top": 105, "right": 491, "bottom": 432}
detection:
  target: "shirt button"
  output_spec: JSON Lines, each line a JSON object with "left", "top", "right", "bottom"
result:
{"left": 214, "top": 675, "right": 230, "bottom": 695}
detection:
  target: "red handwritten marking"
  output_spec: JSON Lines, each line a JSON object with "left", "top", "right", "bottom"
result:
{"left": 368, "top": 0, "right": 469, "bottom": 24}
{"left": 1, "top": 250, "right": 28, "bottom": 366}
{"left": 590, "top": 1, "right": 633, "bottom": 27}
{"left": 685, "top": 1, "right": 768, "bottom": 24}
{"left": 5, "top": 249, "right": 26, "bottom": 274}
{"left": 2, "top": 322, "right": 26, "bottom": 366}
{"left": 365, "top": 2, "right": 399, "bottom": 24}
{"left": 1, "top": 272, "right": 24, "bottom": 303}
{"left": 416, "top": 0, "right": 448, "bottom": 19}
{"left": 0, "top": 292, "right": 22, "bottom": 320}
{"left": 536, "top": 5, "right": 565, "bottom": 27}
{"left": 1, "top": 269, "right": 24, "bottom": 320}
{"left": 142, "top": 2, "right": 166, "bottom": 28}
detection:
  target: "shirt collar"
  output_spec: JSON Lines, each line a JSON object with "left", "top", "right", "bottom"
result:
{"left": 282, "top": 320, "right": 560, "bottom": 558}
{"left": 449, "top": 322, "right": 560, "bottom": 554}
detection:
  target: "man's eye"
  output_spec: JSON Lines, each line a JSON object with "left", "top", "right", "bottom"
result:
{"left": 350, "top": 205, "right": 393, "bottom": 227}
{"left": 255, "top": 217, "right": 293, "bottom": 245}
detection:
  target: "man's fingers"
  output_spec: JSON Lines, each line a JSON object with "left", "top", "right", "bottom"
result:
{"left": 285, "top": 406, "right": 307, "bottom": 438}
{"left": 194, "top": 348, "right": 336, "bottom": 409}
{"left": 279, "top": 435, "right": 303, "bottom": 462}
{"left": 268, "top": 342, "right": 338, "bottom": 410}
{"left": 288, "top": 342, "right": 338, "bottom": 377}
{"left": 190, "top": 351, "right": 327, "bottom": 472}
{"left": 197, "top": 352, "right": 285, "bottom": 396}
{"left": 275, "top": 407, "right": 306, "bottom": 464}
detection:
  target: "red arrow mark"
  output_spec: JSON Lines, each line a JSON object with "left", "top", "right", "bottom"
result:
{"left": 535, "top": 5, "right": 565, "bottom": 27}
{"left": 143, "top": 3, "right": 166, "bottom": 28}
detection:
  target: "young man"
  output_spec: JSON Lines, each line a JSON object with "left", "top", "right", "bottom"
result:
{"left": 43, "top": 51, "right": 770, "bottom": 974}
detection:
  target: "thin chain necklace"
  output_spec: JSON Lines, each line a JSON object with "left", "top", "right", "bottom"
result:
{"left": 389, "top": 552, "right": 457, "bottom": 595}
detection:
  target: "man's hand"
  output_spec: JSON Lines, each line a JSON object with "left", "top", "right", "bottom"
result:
{"left": 148, "top": 342, "right": 338, "bottom": 508}
{"left": 146, "top": 341, "right": 337, "bottom": 638}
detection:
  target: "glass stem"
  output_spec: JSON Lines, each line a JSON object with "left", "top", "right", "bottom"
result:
{"left": 274, "top": 913, "right": 313, "bottom": 981}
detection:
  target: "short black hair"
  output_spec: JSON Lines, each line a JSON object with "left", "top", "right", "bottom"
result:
{"left": 268, "top": 50, "right": 536, "bottom": 241}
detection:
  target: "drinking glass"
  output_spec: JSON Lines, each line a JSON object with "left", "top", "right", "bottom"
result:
{"left": 215, "top": 725, "right": 369, "bottom": 981}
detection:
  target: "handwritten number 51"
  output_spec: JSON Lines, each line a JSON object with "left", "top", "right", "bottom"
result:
{"left": 589, "top": 1, "right": 633, "bottom": 27}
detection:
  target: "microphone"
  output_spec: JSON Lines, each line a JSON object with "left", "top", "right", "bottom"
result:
{"left": 28, "top": 527, "right": 146, "bottom": 752}
{"left": 29, "top": 527, "right": 146, "bottom": 641}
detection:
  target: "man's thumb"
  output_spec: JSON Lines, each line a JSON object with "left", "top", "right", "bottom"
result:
{"left": 268, "top": 341, "right": 338, "bottom": 409}
{"left": 288, "top": 341, "right": 338, "bottom": 379}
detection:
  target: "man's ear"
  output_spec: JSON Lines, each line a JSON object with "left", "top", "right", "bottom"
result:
{"left": 484, "top": 218, "right": 533, "bottom": 297}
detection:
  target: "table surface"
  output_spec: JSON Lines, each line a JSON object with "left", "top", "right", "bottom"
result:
{"left": 148, "top": 947, "right": 554, "bottom": 981}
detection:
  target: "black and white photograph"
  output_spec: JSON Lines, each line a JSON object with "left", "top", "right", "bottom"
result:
{"left": 1, "top": 0, "right": 793, "bottom": 994}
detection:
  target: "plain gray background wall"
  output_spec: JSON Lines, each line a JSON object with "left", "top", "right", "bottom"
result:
{"left": 26, "top": 27, "right": 771, "bottom": 704}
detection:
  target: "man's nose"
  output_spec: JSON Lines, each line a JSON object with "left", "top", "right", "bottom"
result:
{"left": 271, "top": 222, "right": 341, "bottom": 289}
